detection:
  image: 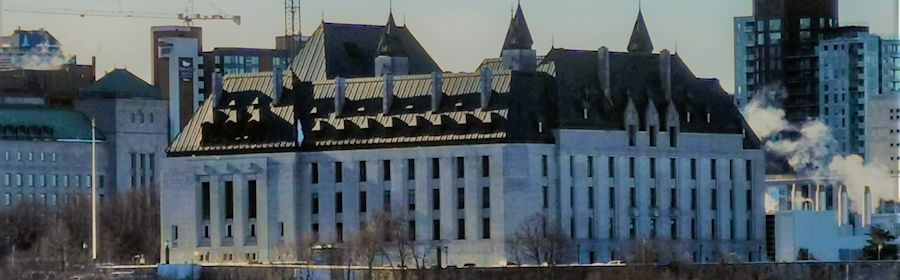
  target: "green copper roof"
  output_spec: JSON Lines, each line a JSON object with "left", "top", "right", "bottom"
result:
{"left": 0, "top": 106, "right": 100, "bottom": 141}
{"left": 81, "top": 69, "right": 160, "bottom": 99}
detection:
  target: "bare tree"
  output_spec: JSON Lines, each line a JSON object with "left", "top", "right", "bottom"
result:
{"left": 100, "top": 186, "right": 160, "bottom": 264}
{"left": 350, "top": 212, "right": 393, "bottom": 279}
{"left": 506, "top": 213, "right": 573, "bottom": 266}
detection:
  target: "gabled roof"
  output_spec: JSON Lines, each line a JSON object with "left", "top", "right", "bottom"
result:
{"left": 80, "top": 69, "right": 161, "bottom": 99}
{"left": 290, "top": 22, "right": 441, "bottom": 82}
{"left": 502, "top": 4, "right": 534, "bottom": 51}
{"left": 627, "top": 10, "right": 654, "bottom": 54}
{"left": 377, "top": 12, "right": 407, "bottom": 57}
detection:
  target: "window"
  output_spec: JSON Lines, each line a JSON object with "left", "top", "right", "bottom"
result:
{"left": 4, "top": 193, "right": 10, "bottom": 206}
{"left": 669, "top": 127, "right": 678, "bottom": 147}
{"left": 457, "top": 187, "right": 465, "bottom": 209}
{"left": 359, "top": 161, "right": 367, "bottom": 182}
{"left": 335, "top": 162, "right": 343, "bottom": 183}
{"left": 248, "top": 180, "right": 257, "bottom": 219}
{"left": 432, "top": 158, "right": 440, "bottom": 179}
{"left": 224, "top": 181, "right": 234, "bottom": 219}
{"left": 456, "top": 157, "right": 465, "bottom": 178}
{"left": 359, "top": 191, "right": 367, "bottom": 212}
{"left": 629, "top": 188, "right": 636, "bottom": 208}
{"left": 312, "top": 223, "right": 319, "bottom": 241}
{"left": 408, "top": 189, "right": 416, "bottom": 210}
{"left": 542, "top": 155, "right": 549, "bottom": 177}
{"left": 729, "top": 160, "right": 734, "bottom": 180}
{"left": 280, "top": 223, "right": 285, "bottom": 237}
{"left": 690, "top": 159, "right": 697, "bottom": 180}
{"left": 383, "top": 190, "right": 391, "bottom": 211}
{"left": 608, "top": 157, "right": 615, "bottom": 178}
{"left": 712, "top": 219, "right": 718, "bottom": 238}
{"left": 201, "top": 182, "right": 211, "bottom": 220}
{"left": 570, "top": 186, "right": 574, "bottom": 208}
{"left": 172, "top": 225, "right": 179, "bottom": 240}
{"left": 482, "top": 187, "right": 490, "bottom": 209}
{"left": 311, "top": 163, "right": 319, "bottom": 184}
{"left": 691, "top": 218, "right": 696, "bottom": 239}
{"left": 588, "top": 218, "right": 595, "bottom": 239}
{"left": 651, "top": 218, "right": 658, "bottom": 237}
{"left": 609, "top": 187, "right": 616, "bottom": 209}
{"left": 482, "top": 218, "right": 490, "bottom": 239}
{"left": 628, "top": 125, "right": 637, "bottom": 146}
{"left": 651, "top": 186, "right": 657, "bottom": 208}
{"left": 569, "top": 156, "right": 574, "bottom": 177}
{"left": 432, "top": 189, "right": 440, "bottom": 210}
{"left": 336, "top": 223, "right": 344, "bottom": 242}
{"left": 629, "top": 219, "right": 636, "bottom": 238}
{"left": 457, "top": 219, "right": 466, "bottom": 240}
{"left": 711, "top": 189, "right": 718, "bottom": 210}
{"left": 407, "top": 159, "right": 415, "bottom": 180}
{"left": 383, "top": 160, "right": 391, "bottom": 181}
{"left": 250, "top": 224, "right": 256, "bottom": 237}
{"left": 670, "top": 187, "right": 677, "bottom": 209}
{"left": 800, "top": 17, "right": 811, "bottom": 30}
{"left": 649, "top": 126, "right": 657, "bottom": 147}
{"left": 745, "top": 160, "right": 753, "bottom": 181}
{"left": 311, "top": 193, "right": 319, "bottom": 214}
{"left": 746, "top": 190, "right": 753, "bottom": 211}
{"left": 671, "top": 219, "right": 678, "bottom": 239}
{"left": 542, "top": 186, "right": 549, "bottom": 209}
{"left": 629, "top": 157, "right": 635, "bottom": 178}
{"left": 432, "top": 219, "right": 441, "bottom": 240}
{"left": 650, "top": 158, "right": 656, "bottom": 179}
{"left": 335, "top": 192, "right": 343, "bottom": 213}
{"left": 481, "top": 156, "right": 490, "bottom": 177}
{"left": 588, "top": 187, "right": 595, "bottom": 209}
{"left": 588, "top": 156, "right": 594, "bottom": 178}
{"left": 691, "top": 188, "right": 697, "bottom": 210}
{"left": 711, "top": 159, "right": 717, "bottom": 180}
{"left": 670, "top": 158, "right": 676, "bottom": 179}
{"left": 408, "top": 221, "right": 416, "bottom": 240}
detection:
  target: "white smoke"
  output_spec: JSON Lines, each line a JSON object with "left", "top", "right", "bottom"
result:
{"left": 16, "top": 41, "right": 69, "bottom": 70}
{"left": 741, "top": 93, "right": 895, "bottom": 215}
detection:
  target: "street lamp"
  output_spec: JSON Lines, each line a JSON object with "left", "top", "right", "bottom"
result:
{"left": 165, "top": 240, "right": 170, "bottom": 264}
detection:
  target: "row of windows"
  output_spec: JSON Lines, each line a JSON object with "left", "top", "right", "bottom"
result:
{"left": 569, "top": 156, "right": 754, "bottom": 182}
{"left": 4, "top": 192, "right": 92, "bottom": 207}
{"left": 311, "top": 217, "right": 492, "bottom": 243}
{"left": 2, "top": 173, "right": 102, "bottom": 188}
{"left": 130, "top": 111, "right": 156, "bottom": 124}
{"left": 565, "top": 185, "right": 753, "bottom": 212}
{"left": 311, "top": 186, "right": 491, "bottom": 214}
{"left": 130, "top": 153, "right": 156, "bottom": 188}
{"left": 572, "top": 216, "right": 753, "bottom": 241}
{"left": 199, "top": 180, "right": 258, "bottom": 222}
{"left": 310, "top": 156, "right": 491, "bottom": 184}
{"left": 2, "top": 151, "right": 58, "bottom": 162}
{"left": 626, "top": 125, "right": 678, "bottom": 148}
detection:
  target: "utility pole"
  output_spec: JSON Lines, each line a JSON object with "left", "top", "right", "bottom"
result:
{"left": 91, "top": 119, "right": 98, "bottom": 261}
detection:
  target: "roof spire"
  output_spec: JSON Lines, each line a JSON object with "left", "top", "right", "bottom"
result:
{"left": 502, "top": 1, "right": 533, "bottom": 50}
{"left": 627, "top": 5, "right": 654, "bottom": 54}
{"left": 378, "top": 8, "right": 406, "bottom": 57}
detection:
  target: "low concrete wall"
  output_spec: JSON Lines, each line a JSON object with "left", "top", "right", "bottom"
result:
{"left": 105, "top": 262, "right": 900, "bottom": 280}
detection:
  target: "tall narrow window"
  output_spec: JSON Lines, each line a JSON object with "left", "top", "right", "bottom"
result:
{"left": 609, "top": 187, "right": 616, "bottom": 209}
{"left": 432, "top": 158, "right": 440, "bottom": 179}
{"left": 745, "top": 160, "right": 753, "bottom": 181}
{"left": 691, "top": 188, "right": 697, "bottom": 210}
{"left": 432, "top": 219, "right": 441, "bottom": 240}
{"left": 542, "top": 186, "right": 549, "bottom": 209}
{"left": 609, "top": 157, "right": 616, "bottom": 178}
{"left": 629, "top": 188, "right": 636, "bottom": 208}
{"left": 628, "top": 125, "right": 637, "bottom": 146}
{"left": 408, "top": 189, "right": 416, "bottom": 210}
{"left": 670, "top": 187, "right": 677, "bottom": 209}
{"left": 629, "top": 157, "right": 635, "bottom": 178}
{"left": 651, "top": 187, "right": 657, "bottom": 208}
{"left": 588, "top": 156, "right": 594, "bottom": 178}
{"left": 711, "top": 189, "right": 718, "bottom": 210}
{"left": 201, "top": 182, "right": 211, "bottom": 220}
{"left": 409, "top": 221, "right": 416, "bottom": 241}
{"left": 224, "top": 181, "right": 234, "bottom": 219}
{"left": 481, "top": 156, "right": 490, "bottom": 177}
{"left": 650, "top": 158, "right": 657, "bottom": 179}
{"left": 629, "top": 218, "right": 636, "bottom": 238}
{"left": 311, "top": 193, "right": 319, "bottom": 214}
{"left": 336, "top": 223, "right": 344, "bottom": 242}
{"left": 359, "top": 161, "right": 367, "bottom": 182}
{"left": 248, "top": 180, "right": 257, "bottom": 219}
{"left": 311, "top": 163, "right": 319, "bottom": 184}
{"left": 671, "top": 219, "right": 678, "bottom": 239}
{"left": 312, "top": 223, "right": 319, "bottom": 241}
{"left": 746, "top": 189, "right": 753, "bottom": 211}
{"left": 649, "top": 126, "right": 657, "bottom": 147}
{"left": 383, "top": 190, "right": 391, "bottom": 211}
{"left": 670, "top": 158, "right": 677, "bottom": 179}
{"left": 728, "top": 160, "right": 734, "bottom": 181}
{"left": 432, "top": 189, "right": 440, "bottom": 210}
{"left": 335, "top": 162, "right": 343, "bottom": 183}
{"left": 569, "top": 156, "right": 574, "bottom": 177}
{"left": 482, "top": 218, "right": 490, "bottom": 239}
{"left": 335, "top": 192, "right": 343, "bottom": 213}
{"left": 690, "top": 159, "right": 697, "bottom": 180}
{"left": 359, "top": 191, "right": 367, "bottom": 212}
{"left": 588, "top": 187, "right": 595, "bottom": 209}
{"left": 482, "top": 187, "right": 490, "bottom": 209}
{"left": 711, "top": 219, "right": 718, "bottom": 238}
{"left": 457, "top": 187, "right": 465, "bottom": 209}
{"left": 669, "top": 126, "right": 678, "bottom": 147}
{"left": 407, "top": 159, "right": 415, "bottom": 180}
{"left": 383, "top": 160, "right": 391, "bottom": 181}
{"left": 710, "top": 159, "right": 717, "bottom": 180}
{"left": 542, "top": 155, "right": 549, "bottom": 177}
{"left": 457, "top": 219, "right": 466, "bottom": 240}
{"left": 456, "top": 157, "right": 465, "bottom": 178}
{"left": 588, "top": 218, "right": 595, "bottom": 239}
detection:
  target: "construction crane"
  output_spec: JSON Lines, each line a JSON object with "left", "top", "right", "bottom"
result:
{"left": 284, "top": 0, "right": 302, "bottom": 61}
{"left": 3, "top": 0, "right": 241, "bottom": 26}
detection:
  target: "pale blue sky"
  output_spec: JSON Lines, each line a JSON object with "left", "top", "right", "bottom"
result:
{"left": 1, "top": 0, "right": 896, "bottom": 93}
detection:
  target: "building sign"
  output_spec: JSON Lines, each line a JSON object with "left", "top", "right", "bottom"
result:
{"left": 179, "top": 58, "right": 193, "bottom": 82}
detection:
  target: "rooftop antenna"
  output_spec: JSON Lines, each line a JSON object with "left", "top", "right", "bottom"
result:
{"left": 321, "top": 8, "right": 325, "bottom": 23}
{"left": 551, "top": 34, "right": 555, "bottom": 49}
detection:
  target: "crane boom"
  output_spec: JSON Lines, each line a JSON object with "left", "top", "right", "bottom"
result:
{"left": 4, "top": 1, "right": 240, "bottom": 26}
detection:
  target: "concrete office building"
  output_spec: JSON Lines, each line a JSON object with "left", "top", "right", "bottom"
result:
{"left": 733, "top": 0, "right": 839, "bottom": 122}
{"left": 161, "top": 6, "right": 766, "bottom": 266}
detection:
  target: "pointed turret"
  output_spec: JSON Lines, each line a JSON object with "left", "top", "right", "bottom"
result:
{"left": 502, "top": 4, "right": 533, "bottom": 51}
{"left": 627, "top": 9, "right": 654, "bottom": 54}
{"left": 500, "top": 3, "right": 537, "bottom": 72}
{"left": 375, "top": 11, "right": 409, "bottom": 77}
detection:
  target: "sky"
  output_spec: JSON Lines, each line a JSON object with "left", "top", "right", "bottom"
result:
{"left": 0, "top": 0, "right": 896, "bottom": 93}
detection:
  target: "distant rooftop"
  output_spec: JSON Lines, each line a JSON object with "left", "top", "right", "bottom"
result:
{"left": 81, "top": 69, "right": 160, "bottom": 99}
{"left": 0, "top": 106, "right": 102, "bottom": 141}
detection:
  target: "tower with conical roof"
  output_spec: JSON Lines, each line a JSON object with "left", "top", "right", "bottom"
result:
{"left": 500, "top": 2, "right": 536, "bottom": 72}
{"left": 626, "top": 7, "right": 654, "bottom": 54}
{"left": 375, "top": 11, "right": 409, "bottom": 77}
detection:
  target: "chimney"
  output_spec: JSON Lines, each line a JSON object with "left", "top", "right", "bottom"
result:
{"left": 382, "top": 74, "right": 394, "bottom": 114}
{"left": 598, "top": 46, "right": 611, "bottom": 99}
{"left": 864, "top": 186, "right": 873, "bottom": 228}
{"left": 210, "top": 72, "right": 224, "bottom": 106}
{"left": 659, "top": 49, "right": 672, "bottom": 100}
{"left": 431, "top": 72, "right": 443, "bottom": 112}
{"left": 480, "top": 69, "right": 493, "bottom": 109}
{"left": 334, "top": 77, "right": 347, "bottom": 116}
{"left": 272, "top": 67, "right": 284, "bottom": 105}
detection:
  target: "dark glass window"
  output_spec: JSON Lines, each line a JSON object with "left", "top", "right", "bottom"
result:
{"left": 432, "top": 158, "right": 440, "bottom": 179}
{"left": 481, "top": 156, "right": 490, "bottom": 177}
{"left": 336, "top": 192, "right": 343, "bottom": 213}
{"left": 335, "top": 162, "right": 343, "bottom": 183}
{"left": 456, "top": 157, "right": 465, "bottom": 178}
{"left": 201, "top": 182, "right": 210, "bottom": 220}
{"left": 225, "top": 181, "right": 234, "bottom": 219}
{"left": 407, "top": 159, "right": 415, "bottom": 180}
{"left": 359, "top": 191, "right": 367, "bottom": 212}
{"left": 311, "top": 163, "right": 319, "bottom": 184}
{"left": 248, "top": 180, "right": 257, "bottom": 219}
{"left": 359, "top": 161, "right": 367, "bottom": 182}
{"left": 383, "top": 160, "right": 391, "bottom": 181}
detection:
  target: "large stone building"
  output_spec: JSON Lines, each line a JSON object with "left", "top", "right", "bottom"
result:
{"left": 161, "top": 6, "right": 766, "bottom": 266}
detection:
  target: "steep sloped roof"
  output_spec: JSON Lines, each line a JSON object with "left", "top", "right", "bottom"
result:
{"left": 80, "top": 69, "right": 160, "bottom": 99}
{"left": 377, "top": 13, "right": 407, "bottom": 57}
{"left": 290, "top": 22, "right": 441, "bottom": 82}
{"left": 502, "top": 4, "right": 534, "bottom": 51}
{"left": 627, "top": 10, "right": 654, "bottom": 54}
